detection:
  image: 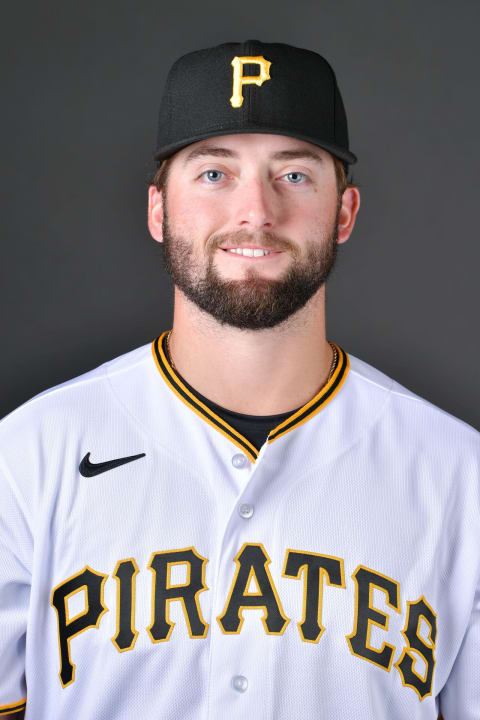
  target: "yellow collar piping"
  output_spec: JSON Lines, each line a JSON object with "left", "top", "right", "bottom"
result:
{"left": 151, "top": 331, "right": 350, "bottom": 463}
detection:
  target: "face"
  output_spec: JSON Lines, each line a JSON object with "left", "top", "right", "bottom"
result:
{"left": 150, "top": 133, "right": 351, "bottom": 330}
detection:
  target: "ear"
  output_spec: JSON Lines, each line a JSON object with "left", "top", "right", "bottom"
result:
{"left": 148, "top": 185, "right": 164, "bottom": 243}
{"left": 337, "top": 187, "right": 361, "bottom": 245}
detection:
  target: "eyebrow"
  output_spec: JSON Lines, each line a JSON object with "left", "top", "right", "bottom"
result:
{"left": 182, "top": 146, "right": 324, "bottom": 165}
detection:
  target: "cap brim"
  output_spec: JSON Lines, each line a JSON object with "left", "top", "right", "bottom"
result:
{"left": 154, "top": 126, "right": 357, "bottom": 165}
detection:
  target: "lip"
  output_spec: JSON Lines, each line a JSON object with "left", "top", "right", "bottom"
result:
{"left": 220, "top": 245, "right": 281, "bottom": 252}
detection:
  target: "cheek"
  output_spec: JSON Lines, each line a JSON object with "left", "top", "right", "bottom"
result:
{"left": 286, "top": 200, "right": 337, "bottom": 236}
{"left": 311, "top": 190, "right": 340, "bottom": 229}
{"left": 169, "top": 194, "right": 226, "bottom": 236}
{"left": 285, "top": 179, "right": 338, "bottom": 222}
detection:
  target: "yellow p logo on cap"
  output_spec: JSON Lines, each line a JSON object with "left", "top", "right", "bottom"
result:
{"left": 230, "top": 56, "right": 271, "bottom": 108}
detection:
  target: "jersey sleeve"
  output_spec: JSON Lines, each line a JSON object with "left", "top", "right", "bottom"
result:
{"left": 439, "top": 570, "right": 480, "bottom": 719}
{"left": 0, "top": 461, "right": 31, "bottom": 715}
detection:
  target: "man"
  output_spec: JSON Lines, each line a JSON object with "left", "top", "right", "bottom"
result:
{"left": 0, "top": 39, "right": 477, "bottom": 720}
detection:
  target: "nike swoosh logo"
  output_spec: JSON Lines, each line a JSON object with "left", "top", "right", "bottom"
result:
{"left": 79, "top": 452, "right": 146, "bottom": 477}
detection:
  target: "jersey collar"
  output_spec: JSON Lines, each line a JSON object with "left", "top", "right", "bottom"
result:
{"left": 151, "top": 331, "right": 350, "bottom": 463}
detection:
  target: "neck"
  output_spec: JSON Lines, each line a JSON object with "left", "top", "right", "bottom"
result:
{"left": 166, "top": 286, "right": 334, "bottom": 416}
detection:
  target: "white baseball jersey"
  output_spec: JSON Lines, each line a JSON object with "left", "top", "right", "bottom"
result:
{"left": 0, "top": 330, "right": 479, "bottom": 719}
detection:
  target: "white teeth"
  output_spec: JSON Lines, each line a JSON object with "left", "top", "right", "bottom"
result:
{"left": 226, "top": 248, "right": 272, "bottom": 257}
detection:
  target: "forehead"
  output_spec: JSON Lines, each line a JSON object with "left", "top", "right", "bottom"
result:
{"left": 173, "top": 133, "right": 332, "bottom": 167}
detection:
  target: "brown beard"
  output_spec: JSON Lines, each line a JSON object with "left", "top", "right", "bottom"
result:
{"left": 160, "top": 187, "right": 340, "bottom": 330}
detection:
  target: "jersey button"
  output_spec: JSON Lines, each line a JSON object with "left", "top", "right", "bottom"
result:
{"left": 231, "top": 675, "right": 248, "bottom": 693}
{"left": 231, "top": 453, "right": 248, "bottom": 469}
{"left": 238, "top": 503, "right": 254, "bottom": 519}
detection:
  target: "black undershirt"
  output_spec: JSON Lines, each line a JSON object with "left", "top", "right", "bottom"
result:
{"left": 162, "top": 334, "right": 303, "bottom": 451}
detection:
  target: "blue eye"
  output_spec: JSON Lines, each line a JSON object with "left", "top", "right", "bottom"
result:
{"left": 285, "top": 172, "right": 306, "bottom": 183}
{"left": 202, "top": 170, "right": 224, "bottom": 182}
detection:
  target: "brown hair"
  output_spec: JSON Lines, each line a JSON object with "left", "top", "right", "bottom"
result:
{"left": 148, "top": 151, "right": 357, "bottom": 202}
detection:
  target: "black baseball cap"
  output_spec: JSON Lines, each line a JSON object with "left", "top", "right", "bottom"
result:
{"left": 154, "top": 39, "right": 357, "bottom": 170}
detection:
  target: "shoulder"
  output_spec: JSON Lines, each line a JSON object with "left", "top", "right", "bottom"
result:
{"left": 345, "top": 349, "right": 479, "bottom": 452}
{"left": 0, "top": 341, "right": 158, "bottom": 513}
{"left": 0, "top": 341, "right": 153, "bottom": 439}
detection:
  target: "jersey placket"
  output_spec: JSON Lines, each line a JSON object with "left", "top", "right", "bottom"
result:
{"left": 204, "top": 439, "right": 281, "bottom": 719}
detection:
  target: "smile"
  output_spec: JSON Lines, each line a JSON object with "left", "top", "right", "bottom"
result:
{"left": 220, "top": 247, "right": 282, "bottom": 259}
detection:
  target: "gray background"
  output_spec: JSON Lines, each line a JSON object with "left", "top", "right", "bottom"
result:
{"left": 1, "top": 0, "right": 478, "bottom": 429}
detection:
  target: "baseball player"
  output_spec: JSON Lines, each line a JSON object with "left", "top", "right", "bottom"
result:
{"left": 0, "top": 39, "right": 478, "bottom": 720}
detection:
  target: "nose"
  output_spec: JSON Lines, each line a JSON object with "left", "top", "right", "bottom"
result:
{"left": 233, "top": 176, "right": 277, "bottom": 230}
